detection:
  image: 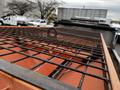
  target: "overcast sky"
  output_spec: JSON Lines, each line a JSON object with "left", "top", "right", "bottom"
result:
{"left": 60, "top": 0, "right": 120, "bottom": 20}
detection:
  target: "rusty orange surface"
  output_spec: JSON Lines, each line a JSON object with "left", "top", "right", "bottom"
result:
{"left": 0, "top": 27, "right": 119, "bottom": 90}
{"left": 0, "top": 41, "right": 105, "bottom": 90}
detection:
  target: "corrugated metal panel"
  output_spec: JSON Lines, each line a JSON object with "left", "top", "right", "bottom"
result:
{"left": 58, "top": 8, "right": 107, "bottom": 20}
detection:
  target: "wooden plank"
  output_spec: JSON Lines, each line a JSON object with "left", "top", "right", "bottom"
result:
{"left": 100, "top": 34, "right": 120, "bottom": 90}
{"left": 0, "top": 71, "right": 41, "bottom": 90}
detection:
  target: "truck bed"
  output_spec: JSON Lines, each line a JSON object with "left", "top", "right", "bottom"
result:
{"left": 0, "top": 26, "right": 119, "bottom": 90}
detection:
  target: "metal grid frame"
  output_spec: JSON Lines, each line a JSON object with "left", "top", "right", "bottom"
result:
{"left": 0, "top": 27, "right": 111, "bottom": 89}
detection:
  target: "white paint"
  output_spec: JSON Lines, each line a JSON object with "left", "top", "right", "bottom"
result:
{"left": 60, "top": 0, "right": 120, "bottom": 20}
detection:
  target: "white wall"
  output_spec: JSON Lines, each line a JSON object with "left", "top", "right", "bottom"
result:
{"left": 58, "top": 7, "right": 107, "bottom": 20}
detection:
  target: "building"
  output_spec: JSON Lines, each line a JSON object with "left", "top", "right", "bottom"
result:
{"left": 58, "top": 7, "right": 108, "bottom": 20}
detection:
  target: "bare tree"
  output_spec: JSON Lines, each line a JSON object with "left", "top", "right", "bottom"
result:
{"left": 6, "top": 0, "right": 62, "bottom": 23}
{"left": 7, "top": 0, "right": 36, "bottom": 16}
{"left": 37, "top": 0, "right": 62, "bottom": 19}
